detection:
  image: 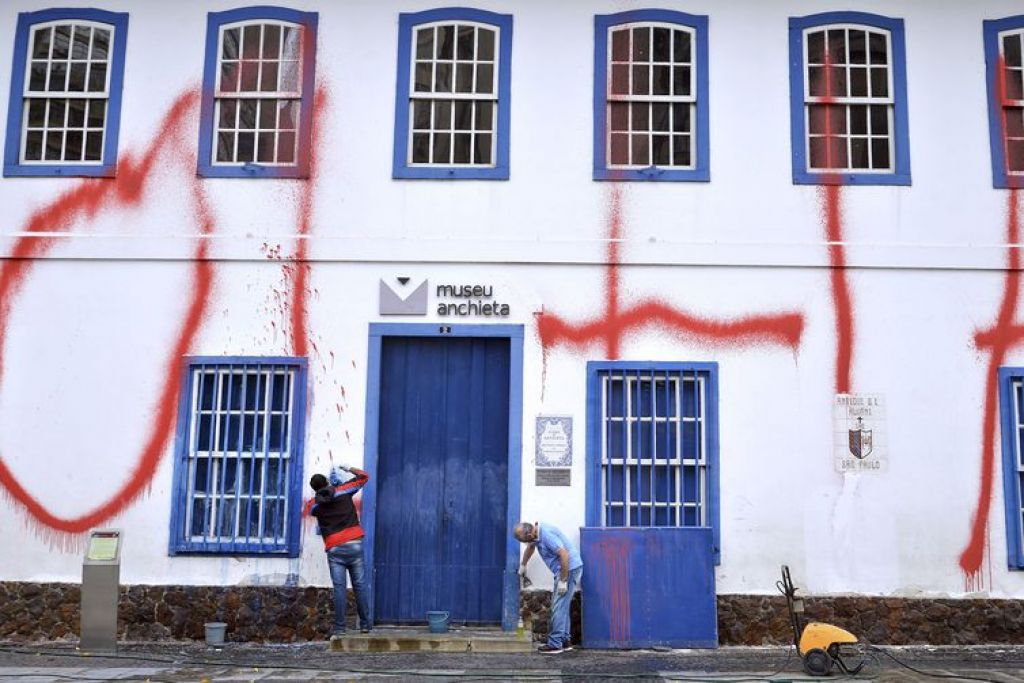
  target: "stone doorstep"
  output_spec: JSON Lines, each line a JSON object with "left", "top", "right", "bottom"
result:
{"left": 329, "top": 626, "right": 535, "bottom": 653}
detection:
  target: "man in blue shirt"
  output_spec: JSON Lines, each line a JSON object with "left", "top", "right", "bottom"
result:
{"left": 513, "top": 521, "right": 583, "bottom": 653}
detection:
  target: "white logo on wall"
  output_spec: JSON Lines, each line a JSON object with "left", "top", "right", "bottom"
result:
{"left": 379, "top": 277, "right": 512, "bottom": 317}
{"left": 833, "top": 393, "right": 886, "bottom": 473}
{"left": 379, "top": 277, "right": 428, "bottom": 315}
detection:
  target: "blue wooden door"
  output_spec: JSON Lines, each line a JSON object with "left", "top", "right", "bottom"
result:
{"left": 375, "top": 336, "right": 510, "bottom": 624}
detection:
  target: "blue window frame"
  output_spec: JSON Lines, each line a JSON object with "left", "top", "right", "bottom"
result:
{"left": 169, "top": 357, "right": 307, "bottom": 556}
{"left": 3, "top": 8, "right": 128, "bottom": 178}
{"left": 999, "top": 368, "right": 1024, "bottom": 569}
{"left": 788, "top": 12, "right": 911, "bottom": 186}
{"left": 197, "top": 7, "right": 318, "bottom": 179}
{"left": 984, "top": 17, "right": 1024, "bottom": 189}
{"left": 586, "top": 361, "right": 720, "bottom": 563}
{"left": 392, "top": 8, "right": 513, "bottom": 180}
{"left": 593, "top": 10, "right": 709, "bottom": 182}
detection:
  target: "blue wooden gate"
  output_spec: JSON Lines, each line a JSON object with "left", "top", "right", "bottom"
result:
{"left": 580, "top": 527, "right": 718, "bottom": 648}
{"left": 374, "top": 336, "right": 510, "bottom": 624}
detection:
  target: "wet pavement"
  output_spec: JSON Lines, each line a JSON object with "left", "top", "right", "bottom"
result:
{"left": 1, "top": 641, "right": 1023, "bottom": 682}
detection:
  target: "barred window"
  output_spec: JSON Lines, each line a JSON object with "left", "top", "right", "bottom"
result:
{"left": 1000, "top": 371, "right": 1024, "bottom": 569}
{"left": 803, "top": 25, "right": 894, "bottom": 172}
{"left": 170, "top": 360, "right": 306, "bottom": 555}
{"left": 597, "top": 369, "right": 709, "bottom": 527}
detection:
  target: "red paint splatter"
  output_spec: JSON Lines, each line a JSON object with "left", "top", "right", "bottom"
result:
{"left": 960, "top": 57, "right": 1022, "bottom": 588}
{"left": 595, "top": 538, "right": 631, "bottom": 642}
{"left": 0, "top": 90, "right": 216, "bottom": 534}
{"left": 536, "top": 184, "right": 804, "bottom": 358}
{"left": 288, "top": 89, "right": 327, "bottom": 358}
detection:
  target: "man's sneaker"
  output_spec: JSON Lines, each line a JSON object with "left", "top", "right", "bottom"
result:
{"left": 329, "top": 630, "right": 345, "bottom": 641}
{"left": 537, "top": 644, "right": 565, "bottom": 654}
{"left": 360, "top": 626, "right": 373, "bottom": 633}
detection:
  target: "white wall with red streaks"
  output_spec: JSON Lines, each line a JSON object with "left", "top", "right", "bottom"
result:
{"left": 1, "top": 0, "right": 1024, "bottom": 603}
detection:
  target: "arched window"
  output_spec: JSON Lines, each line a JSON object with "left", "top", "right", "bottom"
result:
{"left": 593, "top": 10, "right": 709, "bottom": 182}
{"left": 392, "top": 8, "right": 513, "bottom": 180}
{"left": 984, "top": 17, "right": 1024, "bottom": 188}
{"left": 198, "top": 7, "right": 318, "bottom": 178}
{"left": 788, "top": 12, "right": 911, "bottom": 185}
{"left": 3, "top": 8, "right": 128, "bottom": 177}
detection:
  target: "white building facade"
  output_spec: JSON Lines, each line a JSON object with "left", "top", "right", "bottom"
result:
{"left": 2, "top": 0, "right": 1024, "bottom": 644}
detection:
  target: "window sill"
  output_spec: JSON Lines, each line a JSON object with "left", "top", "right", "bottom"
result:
{"left": 4, "top": 163, "right": 116, "bottom": 178}
{"left": 169, "top": 545, "right": 298, "bottom": 557}
{"left": 792, "top": 170, "right": 911, "bottom": 186}
{"left": 197, "top": 162, "right": 308, "bottom": 179}
{"left": 393, "top": 165, "right": 509, "bottom": 180}
{"left": 594, "top": 166, "right": 710, "bottom": 182}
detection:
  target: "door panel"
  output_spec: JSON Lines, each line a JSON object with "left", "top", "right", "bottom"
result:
{"left": 375, "top": 336, "right": 509, "bottom": 624}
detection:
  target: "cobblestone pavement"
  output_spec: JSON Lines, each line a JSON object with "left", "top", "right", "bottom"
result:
{"left": 0, "top": 642, "right": 1022, "bottom": 682}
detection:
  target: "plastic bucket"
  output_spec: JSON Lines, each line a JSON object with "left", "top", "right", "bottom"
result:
{"left": 204, "top": 622, "right": 227, "bottom": 646}
{"left": 426, "top": 611, "right": 450, "bottom": 634}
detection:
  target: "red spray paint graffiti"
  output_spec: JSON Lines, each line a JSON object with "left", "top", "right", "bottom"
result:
{"left": 963, "top": 188, "right": 1019, "bottom": 590}
{"left": 595, "top": 537, "right": 632, "bottom": 642}
{"left": 960, "top": 57, "right": 1020, "bottom": 588}
{"left": 288, "top": 89, "right": 327, "bottom": 359}
{"left": 536, "top": 183, "right": 805, "bottom": 358}
{"left": 821, "top": 183, "right": 853, "bottom": 394}
{"left": 814, "top": 51, "right": 855, "bottom": 396}
{"left": 0, "top": 90, "right": 217, "bottom": 535}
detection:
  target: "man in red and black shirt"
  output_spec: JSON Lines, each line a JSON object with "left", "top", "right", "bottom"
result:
{"left": 306, "top": 465, "right": 371, "bottom": 637}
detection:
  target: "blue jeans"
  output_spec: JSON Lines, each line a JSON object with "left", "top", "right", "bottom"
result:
{"left": 326, "top": 541, "right": 371, "bottom": 633}
{"left": 548, "top": 567, "right": 582, "bottom": 648}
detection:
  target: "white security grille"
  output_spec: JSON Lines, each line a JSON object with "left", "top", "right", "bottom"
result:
{"left": 182, "top": 364, "right": 296, "bottom": 548}
{"left": 599, "top": 369, "right": 707, "bottom": 527}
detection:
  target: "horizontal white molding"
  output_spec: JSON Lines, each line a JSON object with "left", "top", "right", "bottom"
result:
{"left": 0, "top": 232, "right": 1022, "bottom": 271}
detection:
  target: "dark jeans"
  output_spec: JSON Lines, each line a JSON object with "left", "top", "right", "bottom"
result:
{"left": 326, "top": 541, "right": 371, "bottom": 633}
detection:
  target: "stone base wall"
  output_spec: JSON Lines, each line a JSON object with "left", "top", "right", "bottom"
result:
{"left": 3, "top": 582, "right": 1024, "bottom": 645}
{"left": 716, "top": 594, "right": 1024, "bottom": 646}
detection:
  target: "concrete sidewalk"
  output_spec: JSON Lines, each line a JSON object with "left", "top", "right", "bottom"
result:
{"left": 1, "top": 641, "right": 1023, "bottom": 682}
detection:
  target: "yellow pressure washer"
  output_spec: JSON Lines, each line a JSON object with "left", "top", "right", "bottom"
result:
{"left": 777, "top": 565, "right": 865, "bottom": 676}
